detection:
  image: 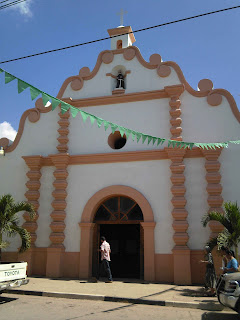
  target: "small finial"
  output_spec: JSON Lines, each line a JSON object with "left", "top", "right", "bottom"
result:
{"left": 117, "top": 9, "right": 127, "bottom": 26}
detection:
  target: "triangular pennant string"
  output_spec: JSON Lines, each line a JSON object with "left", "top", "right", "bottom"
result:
{"left": 136, "top": 132, "right": 142, "bottom": 143}
{"left": 96, "top": 118, "right": 104, "bottom": 128}
{"left": 51, "top": 99, "right": 60, "bottom": 111}
{"left": 118, "top": 126, "right": 126, "bottom": 137}
{"left": 109, "top": 123, "right": 118, "bottom": 134}
{"left": 18, "top": 79, "right": 29, "bottom": 94}
{"left": 147, "top": 136, "right": 152, "bottom": 145}
{"left": 125, "top": 129, "right": 131, "bottom": 140}
{"left": 30, "top": 86, "right": 41, "bottom": 101}
{"left": 42, "top": 93, "right": 51, "bottom": 107}
{"left": 70, "top": 106, "right": 79, "bottom": 118}
{"left": 103, "top": 120, "right": 110, "bottom": 131}
{"left": 142, "top": 135, "right": 147, "bottom": 144}
{"left": 89, "top": 115, "right": 96, "bottom": 125}
{"left": 152, "top": 137, "right": 157, "bottom": 145}
{"left": 5, "top": 72, "right": 16, "bottom": 84}
{"left": 131, "top": 131, "right": 136, "bottom": 141}
{"left": 80, "top": 111, "right": 89, "bottom": 123}
{"left": 0, "top": 67, "right": 239, "bottom": 151}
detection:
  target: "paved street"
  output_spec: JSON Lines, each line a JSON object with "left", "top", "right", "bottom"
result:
{"left": 0, "top": 294, "right": 238, "bottom": 320}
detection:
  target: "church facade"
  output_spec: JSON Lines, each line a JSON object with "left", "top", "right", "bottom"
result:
{"left": 0, "top": 26, "right": 239, "bottom": 284}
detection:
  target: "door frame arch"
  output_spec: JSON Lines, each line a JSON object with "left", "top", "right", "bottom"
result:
{"left": 79, "top": 185, "right": 156, "bottom": 281}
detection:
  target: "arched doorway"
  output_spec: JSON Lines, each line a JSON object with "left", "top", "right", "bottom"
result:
{"left": 92, "top": 196, "right": 144, "bottom": 279}
{"left": 79, "top": 185, "right": 156, "bottom": 281}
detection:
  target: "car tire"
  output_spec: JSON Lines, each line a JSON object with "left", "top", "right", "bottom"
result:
{"left": 235, "top": 298, "right": 240, "bottom": 314}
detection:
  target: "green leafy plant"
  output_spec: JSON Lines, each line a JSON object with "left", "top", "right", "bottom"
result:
{"left": 202, "top": 201, "right": 240, "bottom": 260}
{"left": 0, "top": 194, "right": 35, "bottom": 261}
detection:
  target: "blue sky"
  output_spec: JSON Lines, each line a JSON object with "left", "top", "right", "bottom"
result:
{"left": 0, "top": 0, "right": 239, "bottom": 140}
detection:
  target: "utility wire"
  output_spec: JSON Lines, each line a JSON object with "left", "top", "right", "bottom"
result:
{"left": 0, "top": 5, "right": 240, "bottom": 64}
{"left": 0, "top": 0, "right": 13, "bottom": 4}
{"left": 0, "top": 0, "right": 28, "bottom": 10}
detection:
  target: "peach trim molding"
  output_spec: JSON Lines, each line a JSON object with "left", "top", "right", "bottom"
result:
{"left": 57, "top": 110, "right": 70, "bottom": 153}
{"left": 40, "top": 148, "right": 204, "bottom": 167}
{"left": 22, "top": 156, "right": 43, "bottom": 247}
{"left": 49, "top": 153, "right": 70, "bottom": 249}
{"left": 79, "top": 185, "right": 156, "bottom": 281}
{"left": 201, "top": 149, "right": 224, "bottom": 238}
{"left": 56, "top": 46, "right": 240, "bottom": 123}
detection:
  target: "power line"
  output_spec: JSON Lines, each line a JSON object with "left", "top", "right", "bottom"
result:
{"left": 0, "top": 0, "right": 13, "bottom": 4}
{"left": 0, "top": 4, "right": 240, "bottom": 64}
{"left": 0, "top": 0, "right": 28, "bottom": 10}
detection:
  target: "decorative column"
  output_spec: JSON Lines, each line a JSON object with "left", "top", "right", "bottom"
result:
{"left": 57, "top": 110, "right": 70, "bottom": 153}
{"left": 165, "top": 84, "right": 191, "bottom": 284}
{"left": 201, "top": 149, "right": 223, "bottom": 238}
{"left": 78, "top": 223, "right": 95, "bottom": 279}
{"left": 46, "top": 153, "right": 70, "bottom": 277}
{"left": 140, "top": 222, "right": 156, "bottom": 282}
{"left": 21, "top": 155, "right": 43, "bottom": 275}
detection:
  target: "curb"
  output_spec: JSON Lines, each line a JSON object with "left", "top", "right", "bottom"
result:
{"left": 4, "top": 289, "right": 225, "bottom": 311}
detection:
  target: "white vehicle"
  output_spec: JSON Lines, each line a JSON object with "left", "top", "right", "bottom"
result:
{"left": 217, "top": 272, "right": 240, "bottom": 313}
{"left": 0, "top": 262, "right": 29, "bottom": 293}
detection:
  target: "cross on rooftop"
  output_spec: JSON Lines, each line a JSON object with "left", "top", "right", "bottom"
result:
{"left": 117, "top": 9, "right": 127, "bottom": 26}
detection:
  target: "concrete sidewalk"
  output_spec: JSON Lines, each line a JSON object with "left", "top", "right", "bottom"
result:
{"left": 5, "top": 277, "right": 225, "bottom": 311}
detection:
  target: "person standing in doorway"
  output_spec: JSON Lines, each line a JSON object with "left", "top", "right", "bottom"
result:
{"left": 98, "top": 236, "right": 113, "bottom": 283}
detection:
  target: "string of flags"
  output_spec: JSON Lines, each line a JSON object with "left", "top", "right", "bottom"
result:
{"left": 0, "top": 67, "right": 239, "bottom": 150}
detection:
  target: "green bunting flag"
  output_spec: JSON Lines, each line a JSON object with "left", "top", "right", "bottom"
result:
{"left": 0, "top": 66, "right": 239, "bottom": 151}
{"left": 30, "top": 86, "right": 41, "bottom": 101}
{"left": 42, "top": 93, "right": 51, "bottom": 107}
{"left": 18, "top": 79, "right": 29, "bottom": 94}
{"left": 51, "top": 99, "right": 60, "bottom": 111}
{"left": 5, "top": 72, "right": 16, "bottom": 84}
{"left": 70, "top": 106, "right": 79, "bottom": 118}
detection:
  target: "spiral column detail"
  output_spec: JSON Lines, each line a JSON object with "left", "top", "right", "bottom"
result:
{"left": 49, "top": 154, "right": 70, "bottom": 248}
{"left": 22, "top": 156, "right": 43, "bottom": 246}
{"left": 57, "top": 110, "right": 70, "bottom": 153}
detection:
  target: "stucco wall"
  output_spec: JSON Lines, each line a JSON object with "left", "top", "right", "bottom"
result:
{"left": 65, "top": 160, "right": 174, "bottom": 253}
{"left": 185, "top": 158, "right": 210, "bottom": 250}
{"left": 0, "top": 154, "right": 27, "bottom": 251}
{"left": 68, "top": 99, "right": 170, "bottom": 155}
{"left": 62, "top": 53, "right": 181, "bottom": 100}
{"left": 36, "top": 167, "right": 54, "bottom": 248}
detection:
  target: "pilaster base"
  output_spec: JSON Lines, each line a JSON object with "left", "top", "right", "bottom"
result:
{"left": 173, "top": 247, "right": 191, "bottom": 285}
{"left": 46, "top": 247, "right": 64, "bottom": 278}
{"left": 18, "top": 248, "right": 34, "bottom": 276}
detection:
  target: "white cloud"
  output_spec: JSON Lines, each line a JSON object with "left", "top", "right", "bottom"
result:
{"left": 0, "top": 122, "right": 17, "bottom": 141}
{"left": 12, "top": 0, "right": 33, "bottom": 17}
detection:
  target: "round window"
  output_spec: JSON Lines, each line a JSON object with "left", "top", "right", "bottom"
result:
{"left": 108, "top": 131, "right": 127, "bottom": 150}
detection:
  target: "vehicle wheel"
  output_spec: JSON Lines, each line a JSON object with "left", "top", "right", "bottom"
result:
{"left": 235, "top": 299, "right": 240, "bottom": 314}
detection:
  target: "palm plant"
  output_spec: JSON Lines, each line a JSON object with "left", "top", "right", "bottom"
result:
{"left": 202, "top": 201, "right": 240, "bottom": 261}
{"left": 0, "top": 194, "right": 35, "bottom": 261}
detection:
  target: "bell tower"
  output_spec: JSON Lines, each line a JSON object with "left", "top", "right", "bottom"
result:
{"left": 107, "top": 25, "right": 136, "bottom": 50}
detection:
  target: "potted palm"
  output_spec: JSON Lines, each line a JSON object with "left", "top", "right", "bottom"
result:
{"left": 202, "top": 201, "right": 240, "bottom": 261}
{"left": 0, "top": 194, "right": 35, "bottom": 261}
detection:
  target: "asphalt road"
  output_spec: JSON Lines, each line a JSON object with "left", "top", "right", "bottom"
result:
{"left": 0, "top": 293, "right": 238, "bottom": 320}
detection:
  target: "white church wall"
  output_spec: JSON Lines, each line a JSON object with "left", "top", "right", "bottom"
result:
{"left": 0, "top": 154, "right": 27, "bottom": 251}
{"left": 185, "top": 158, "right": 211, "bottom": 250}
{"left": 62, "top": 54, "right": 181, "bottom": 101}
{"left": 68, "top": 99, "right": 170, "bottom": 155}
{"left": 35, "top": 167, "right": 54, "bottom": 248}
{"left": 65, "top": 160, "right": 173, "bottom": 253}
{"left": 14, "top": 108, "right": 59, "bottom": 157}
{"left": 221, "top": 145, "right": 240, "bottom": 203}
{"left": 181, "top": 93, "right": 240, "bottom": 143}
